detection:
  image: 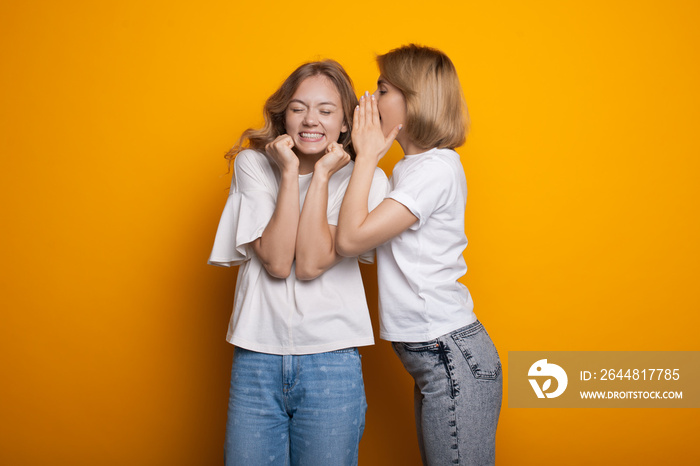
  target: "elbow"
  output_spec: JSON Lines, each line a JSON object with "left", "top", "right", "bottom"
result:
{"left": 335, "top": 233, "right": 360, "bottom": 258}
{"left": 262, "top": 260, "right": 293, "bottom": 279}
{"left": 294, "top": 261, "right": 323, "bottom": 281}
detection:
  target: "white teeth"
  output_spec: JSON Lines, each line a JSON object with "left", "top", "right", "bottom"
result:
{"left": 300, "top": 132, "right": 323, "bottom": 139}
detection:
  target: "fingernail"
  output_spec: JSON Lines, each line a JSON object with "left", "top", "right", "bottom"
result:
{"left": 399, "top": 124, "right": 403, "bottom": 130}
{"left": 371, "top": 94, "right": 375, "bottom": 101}
{"left": 355, "top": 105, "right": 359, "bottom": 111}
{"left": 360, "top": 95, "right": 364, "bottom": 101}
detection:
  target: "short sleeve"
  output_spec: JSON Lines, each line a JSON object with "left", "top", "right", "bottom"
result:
{"left": 388, "top": 158, "right": 453, "bottom": 230}
{"left": 208, "top": 150, "right": 277, "bottom": 267}
{"left": 358, "top": 167, "right": 390, "bottom": 264}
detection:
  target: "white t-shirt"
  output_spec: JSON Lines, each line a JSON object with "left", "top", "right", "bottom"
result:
{"left": 209, "top": 149, "right": 389, "bottom": 355}
{"left": 377, "top": 148, "right": 477, "bottom": 342}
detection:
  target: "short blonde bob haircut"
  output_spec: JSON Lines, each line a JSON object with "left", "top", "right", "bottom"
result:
{"left": 377, "top": 44, "right": 469, "bottom": 149}
{"left": 226, "top": 60, "right": 359, "bottom": 164}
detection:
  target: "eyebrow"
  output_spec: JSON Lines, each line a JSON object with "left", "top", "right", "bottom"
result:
{"left": 289, "top": 99, "right": 338, "bottom": 107}
{"left": 377, "top": 79, "right": 386, "bottom": 86}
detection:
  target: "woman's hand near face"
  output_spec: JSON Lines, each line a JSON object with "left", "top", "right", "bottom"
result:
{"left": 337, "top": 93, "right": 416, "bottom": 258}
{"left": 252, "top": 135, "right": 301, "bottom": 279}
{"left": 265, "top": 135, "right": 299, "bottom": 173}
{"left": 314, "top": 142, "right": 351, "bottom": 180}
{"left": 352, "top": 92, "right": 402, "bottom": 165}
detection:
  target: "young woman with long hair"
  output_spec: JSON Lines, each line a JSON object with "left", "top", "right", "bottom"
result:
{"left": 209, "top": 59, "right": 388, "bottom": 466}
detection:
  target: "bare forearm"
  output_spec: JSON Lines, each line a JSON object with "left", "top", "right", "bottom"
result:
{"left": 254, "top": 171, "right": 299, "bottom": 278}
{"left": 338, "top": 90, "right": 405, "bottom": 256}
{"left": 336, "top": 157, "right": 377, "bottom": 256}
{"left": 296, "top": 172, "right": 340, "bottom": 280}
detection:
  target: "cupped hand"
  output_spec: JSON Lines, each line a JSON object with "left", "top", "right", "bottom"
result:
{"left": 315, "top": 142, "right": 351, "bottom": 178}
{"left": 351, "top": 92, "right": 402, "bottom": 164}
{"left": 265, "top": 135, "right": 299, "bottom": 173}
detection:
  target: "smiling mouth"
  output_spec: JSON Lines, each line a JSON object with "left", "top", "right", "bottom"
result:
{"left": 299, "top": 132, "right": 324, "bottom": 141}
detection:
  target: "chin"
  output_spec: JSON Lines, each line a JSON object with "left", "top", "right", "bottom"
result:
{"left": 295, "top": 146, "right": 325, "bottom": 158}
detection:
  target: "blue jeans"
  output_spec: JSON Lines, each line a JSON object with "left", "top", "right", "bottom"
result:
{"left": 224, "top": 347, "right": 367, "bottom": 466}
{"left": 392, "top": 321, "right": 502, "bottom": 466}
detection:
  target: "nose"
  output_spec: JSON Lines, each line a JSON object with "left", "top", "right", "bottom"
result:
{"left": 302, "top": 112, "right": 317, "bottom": 126}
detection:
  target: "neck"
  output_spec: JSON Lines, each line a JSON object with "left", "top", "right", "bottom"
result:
{"left": 397, "top": 134, "right": 430, "bottom": 156}
{"left": 296, "top": 150, "right": 322, "bottom": 175}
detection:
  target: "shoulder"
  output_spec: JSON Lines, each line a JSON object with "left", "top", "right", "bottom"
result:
{"left": 231, "top": 149, "right": 279, "bottom": 192}
{"left": 418, "top": 150, "right": 465, "bottom": 187}
{"left": 397, "top": 149, "right": 456, "bottom": 179}
{"left": 234, "top": 149, "right": 276, "bottom": 175}
{"left": 423, "top": 149, "right": 461, "bottom": 171}
{"left": 234, "top": 149, "right": 267, "bottom": 167}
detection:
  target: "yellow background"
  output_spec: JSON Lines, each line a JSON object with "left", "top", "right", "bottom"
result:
{"left": 1, "top": 0, "right": 699, "bottom": 464}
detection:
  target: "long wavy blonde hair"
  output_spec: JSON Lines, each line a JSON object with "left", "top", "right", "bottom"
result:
{"left": 225, "top": 60, "right": 359, "bottom": 166}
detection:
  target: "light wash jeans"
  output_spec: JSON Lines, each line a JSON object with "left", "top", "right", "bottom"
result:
{"left": 392, "top": 320, "right": 502, "bottom": 466}
{"left": 224, "top": 347, "right": 367, "bottom": 466}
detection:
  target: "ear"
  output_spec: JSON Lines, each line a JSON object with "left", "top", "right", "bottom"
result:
{"left": 341, "top": 120, "right": 348, "bottom": 133}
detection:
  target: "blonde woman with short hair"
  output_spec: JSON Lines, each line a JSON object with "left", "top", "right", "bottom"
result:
{"left": 337, "top": 44, "right": 502, "bottom": 465}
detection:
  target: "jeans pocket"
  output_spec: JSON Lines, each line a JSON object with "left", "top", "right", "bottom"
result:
{"left": 451, "top": 324, "right": 501, "bottom": 380}
{"left": 397, "top": 340, "right": 440, "bottom": 352}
